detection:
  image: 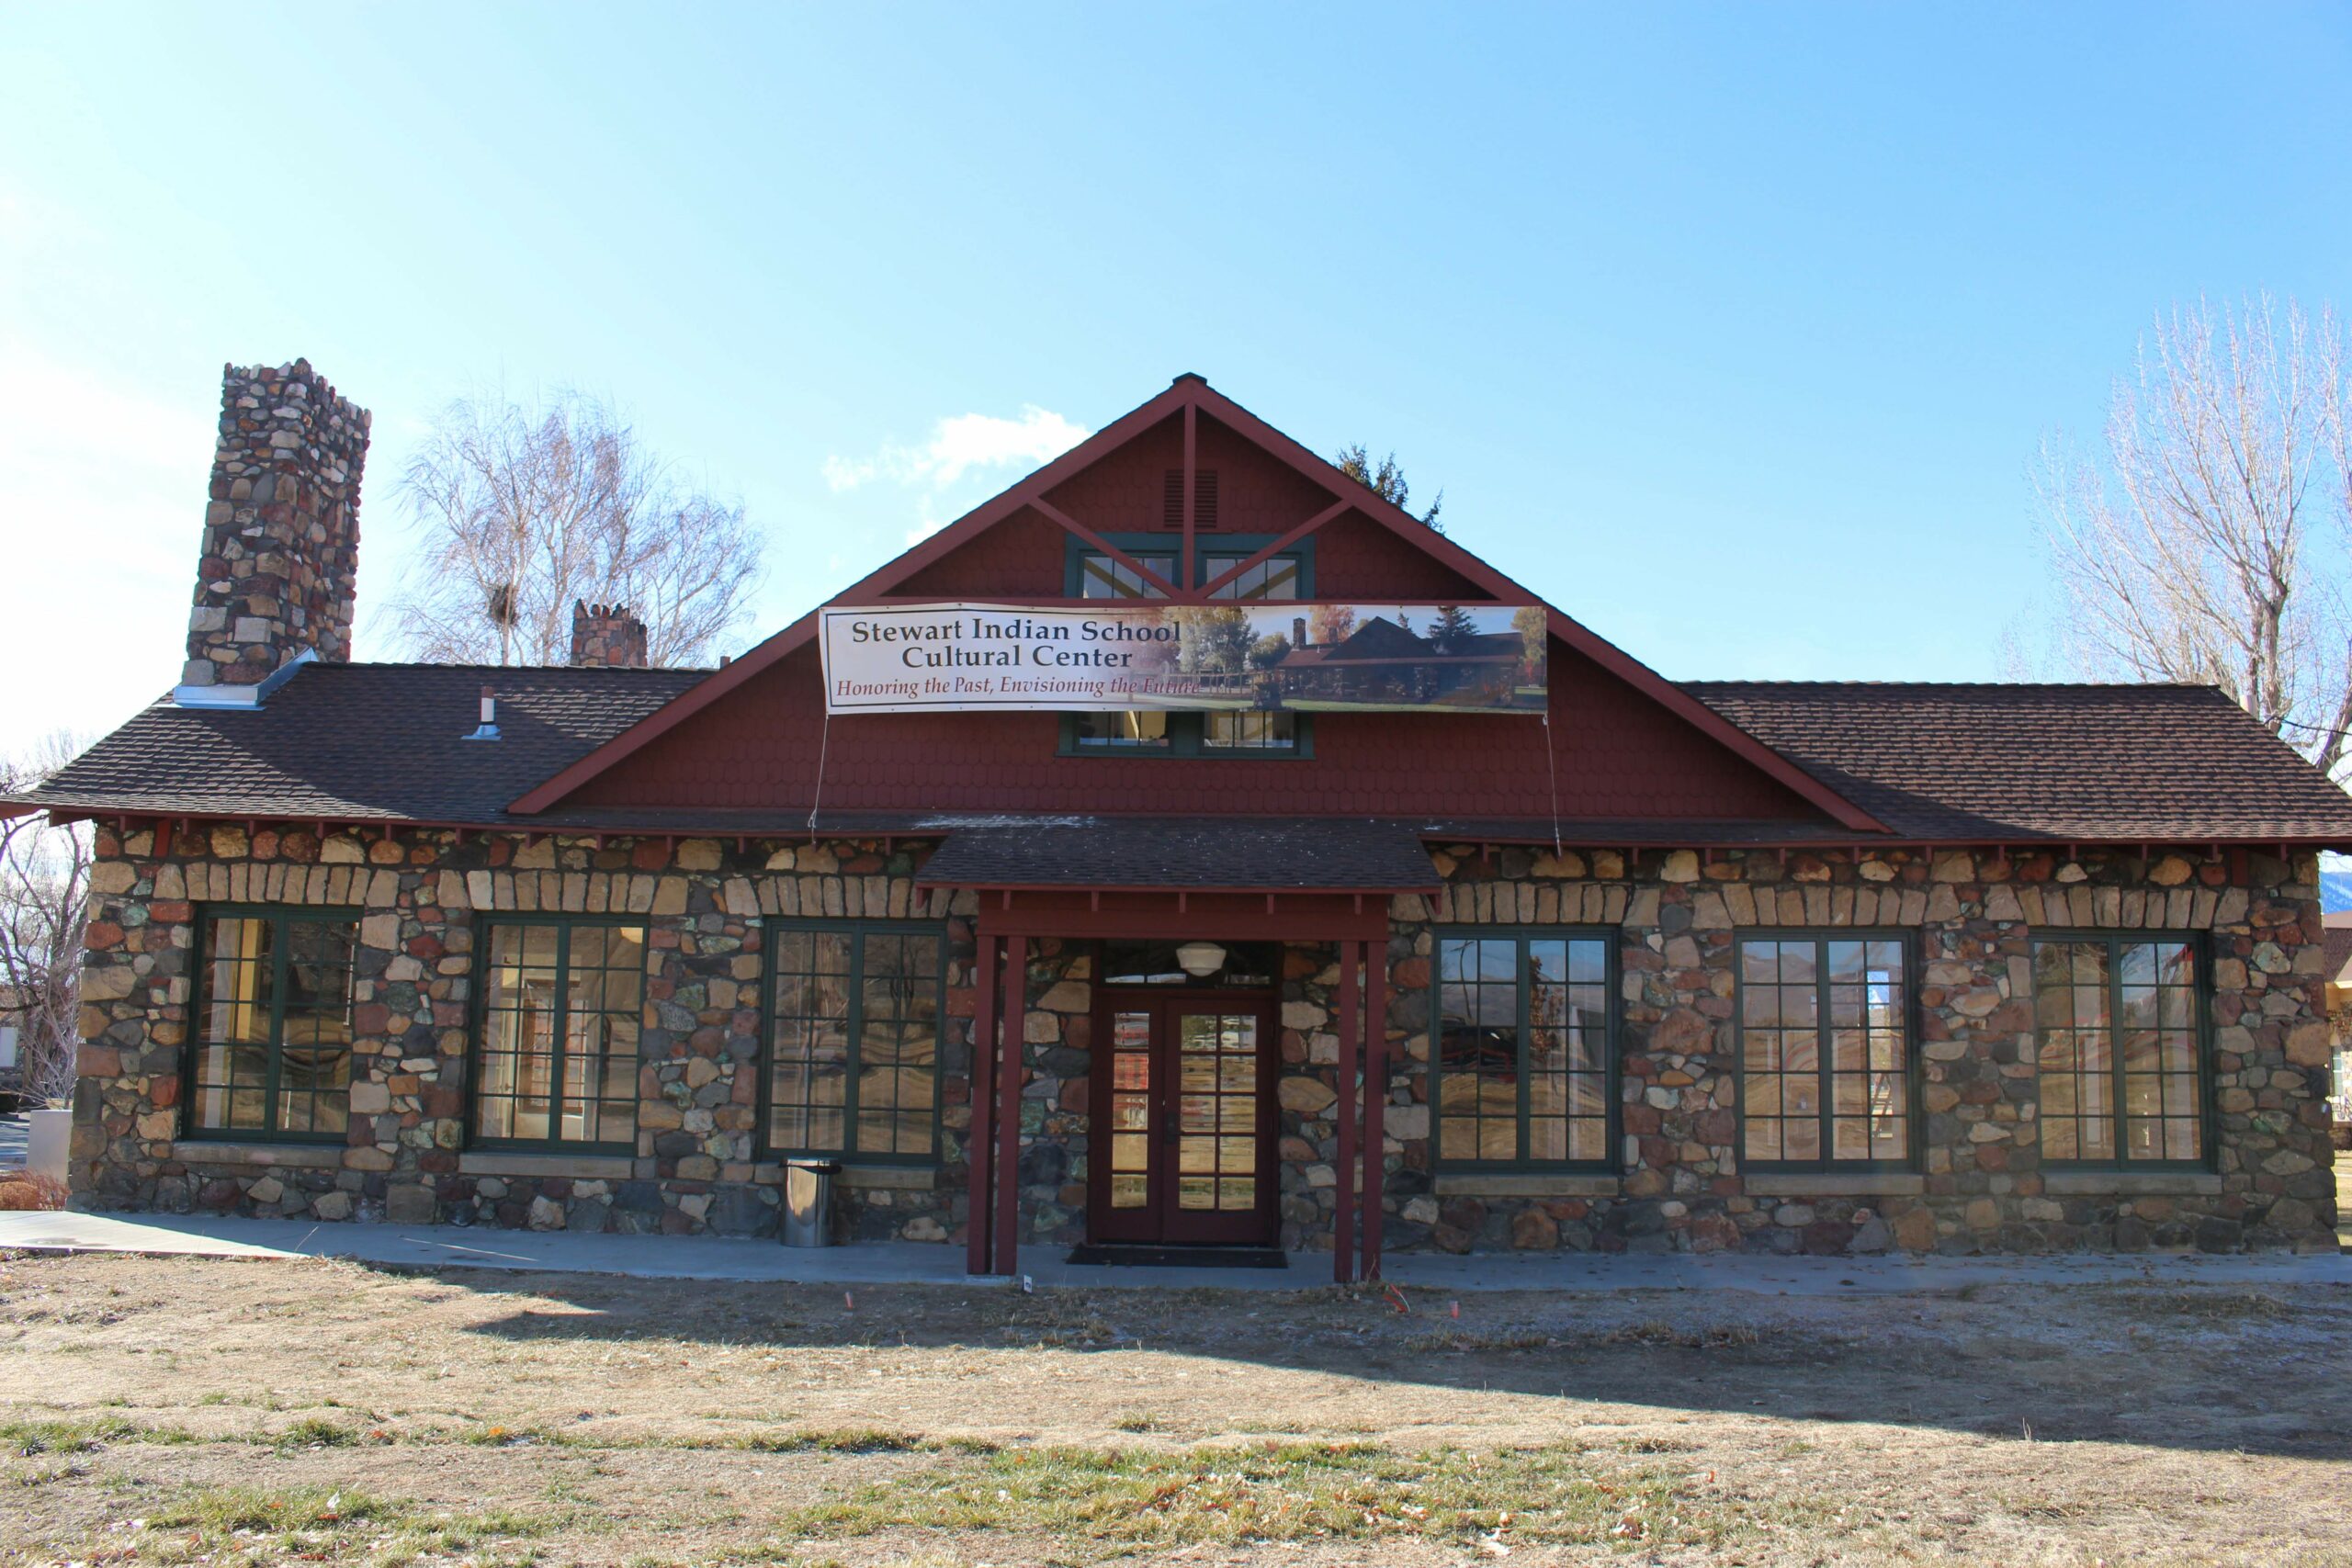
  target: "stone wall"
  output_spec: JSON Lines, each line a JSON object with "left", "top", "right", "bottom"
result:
{"left": 73, "top": 828, "right": 2336, "bottom": 1255}
{"left": 182, "top": 360, "right": 369, "bottom": 688}
{"left": 1373, "top": 845, "right": 2336, "bottom": 1255}
{"left": 74, "top": 829, "right": 971, "bottom": 1242}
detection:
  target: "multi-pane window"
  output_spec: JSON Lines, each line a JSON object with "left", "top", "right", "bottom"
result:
{"left": 2031, "top": 936, "right": 2205, "bottom": 1166}
{"left": 472, "top": 921, "right": 646, "bottom": 1150}
{"left": 768, "top": 925, "right": 943, "bottom": 1161}
{"left": 1203, "top": 553, "right": 1301, "bottom": 601}
{"left": 1737, "top": 936, "right": 1912, "bottom": 1167}
{"left": 1433, "top": 931, "right": 1611, "bottom": 1167}
{"left": 1077, "top": 552, "right": 1176, "bottom": 600}
{"left": 188, "top": 908, "right": 358, "bottom": 1140}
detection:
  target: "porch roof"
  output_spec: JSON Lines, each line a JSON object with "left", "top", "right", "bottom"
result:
{"left": 912, "top": 815, "right": 1440, "bottom": 892}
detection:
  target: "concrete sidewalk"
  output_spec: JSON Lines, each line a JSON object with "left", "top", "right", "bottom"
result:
{"left": 4, "top": 1209, "right": 2346, "bottom": 1294}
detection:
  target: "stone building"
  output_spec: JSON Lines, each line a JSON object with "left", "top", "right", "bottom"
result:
{"left": 7, "top": 364, "right": 2346, "bottom": 1276}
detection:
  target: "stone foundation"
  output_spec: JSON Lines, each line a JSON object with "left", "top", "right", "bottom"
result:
{"left": 74, "top": 828, "right": 2337, "bottom": 1254}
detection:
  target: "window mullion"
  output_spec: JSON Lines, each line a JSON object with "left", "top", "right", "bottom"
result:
{"left": 550, "top": 924, "right": 571, "bottom": 1153}
{"left": 842, "top": 933, "right": 864, "bottom": 1156}
{"left": 262, "top": 914, "right": 289, "bottom": 1136}
{"left": 1815, "top": 938, "right": 1834, "bottom": 1168}
{"left": 2109, "top": 937, "right": 2130, "bottom": 1171}
{"left": 1515, "top": 939, "right": 1533, "bottom": 1163}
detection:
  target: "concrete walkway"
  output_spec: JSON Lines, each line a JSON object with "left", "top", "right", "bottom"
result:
{"left": 4, "top": 1209, "right": 2346, "bottom": 1294}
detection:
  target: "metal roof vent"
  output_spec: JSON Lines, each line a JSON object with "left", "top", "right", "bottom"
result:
{"left": 464, "top": 683, "right": 501, "bottom": 741}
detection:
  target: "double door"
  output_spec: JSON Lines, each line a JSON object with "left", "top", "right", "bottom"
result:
{"left": 1088, "top": 989, "right": 1277, "bottom": 1246}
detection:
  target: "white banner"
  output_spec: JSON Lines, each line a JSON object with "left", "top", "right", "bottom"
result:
{"left": 820, "top": 601, "right": 1548, "bottom": 716}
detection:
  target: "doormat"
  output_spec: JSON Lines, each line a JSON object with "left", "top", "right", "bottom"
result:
{"left": 1064, "top": 1244, "right": 1289, "bottom": 1269}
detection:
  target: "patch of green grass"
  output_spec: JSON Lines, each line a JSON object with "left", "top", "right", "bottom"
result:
{"left": 274, "top": 1415, "right": 360, "bottom": 1450}
{"left": 2, "top": 1416, "right": 204, "bottom": 1454}
{"left": 785, "top": 1440, "right": 1838, "bottom": 1550}
{"left": 130, "top": 1483, "right": 561, "bottom": 1565}
{"left": 1111, "top": 1411, "right": 1165, "bottom": 1433}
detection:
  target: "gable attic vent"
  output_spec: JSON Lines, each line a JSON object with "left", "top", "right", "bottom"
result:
{"left": 1161, "top": 468, "right": 1219, "bottom": 531}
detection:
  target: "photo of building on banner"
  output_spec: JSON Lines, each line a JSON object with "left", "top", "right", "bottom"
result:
{"left": 820, "top": 602, "right": 1549, "bottom": 716}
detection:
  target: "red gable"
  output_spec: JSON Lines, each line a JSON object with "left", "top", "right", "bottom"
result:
{"left": 511, "top": 376, "right": 1882, "bottom": 832}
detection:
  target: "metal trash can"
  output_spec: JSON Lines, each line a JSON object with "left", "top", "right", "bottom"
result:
{"left": 781, "top": 1157, "right": 840, "bottom": 1247}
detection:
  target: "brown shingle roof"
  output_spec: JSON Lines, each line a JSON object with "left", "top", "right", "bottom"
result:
{"left": 9, "top": 663, "right": 706, "bottom": 825}
{"left": 1680, "top": 682, "right": 2352, "bottom": 842}
{"left": 16, "top": 665, "right": 2352, "bottom": 848}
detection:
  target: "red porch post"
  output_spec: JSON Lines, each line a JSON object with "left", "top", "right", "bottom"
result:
{"left": 1334, "top": 939, "right": 1360, "bottom": 1284}
{"left": 992, "top": 934, "right": 1027, "bottom": 1276}
{"left": 1361, "top": 932, "right": 1386, "bottom": 1280}
{"left": 966, "top": 931, "right": 1000, "bottom": 1275}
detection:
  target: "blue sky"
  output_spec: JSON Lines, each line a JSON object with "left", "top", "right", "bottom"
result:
{"left": 6, "top": 3, "right": 2351, "bottom": 742}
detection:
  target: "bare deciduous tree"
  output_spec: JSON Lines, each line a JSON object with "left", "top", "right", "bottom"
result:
{"left": 2036, "top": 296, "right": 2352, "bottom": 773}
{"left": 0, "top": 734, "right": 93, "bottom": 1108}
{"left": 391, "top": 389, "right": 766, "bottom": 667}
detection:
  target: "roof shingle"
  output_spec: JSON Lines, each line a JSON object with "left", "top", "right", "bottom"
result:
{"left": 12, "top": 663, "right": 706, "bottom": 824}
{"left": 1680, "top": 681, "right": 2352, "bottom": 841}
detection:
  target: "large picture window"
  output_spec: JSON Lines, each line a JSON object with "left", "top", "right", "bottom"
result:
{"left": 188, "top": 908, "right": 359, "bottom": 1141}
{"left": 471, "top": 920, "right": 646, "bottom": 1152}
{"left": 767, "top": 924, "right": 944, "bottom": 1161}
{"left": 2031, "top": 935, "right": 2206, "bottom": 1167}
{"left": 1432, "top": 930, "right": 1611, "bottom": 1168}
{"left": 1736, "top": 934, "right": 1913, "bottom": 1168}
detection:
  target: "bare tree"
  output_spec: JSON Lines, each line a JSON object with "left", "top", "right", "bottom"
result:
{"left": 391, "top": 389, "right": 766, "bottom": 667}
{"left": 2037, "top": 297, "right": 2352, "bottom": 773}
{"left": 0, "top": 734, "right": 92, "bottom": 1108}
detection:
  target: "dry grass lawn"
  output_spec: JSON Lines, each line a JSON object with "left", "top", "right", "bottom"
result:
{"left": 1, "top": 1247, "right": 2347, "bottom": 1566}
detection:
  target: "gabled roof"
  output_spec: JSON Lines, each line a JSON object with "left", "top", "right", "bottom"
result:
{"left": 8, "top": 664, "right": 705, "bottom": 826}
{"left": 506, "top": 375, "right": 1888, "bottom": 832}
{"left": 1682, "top": 682, "right": 2352, "bottom": 841}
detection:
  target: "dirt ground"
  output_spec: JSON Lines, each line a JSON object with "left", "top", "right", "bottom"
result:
{"left": 1, "top": 1248, "right": 2347, "bottom": 1567}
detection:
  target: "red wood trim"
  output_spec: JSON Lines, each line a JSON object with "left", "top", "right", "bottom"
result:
{"left": 1362, "top": 945, "right": 1386, "bottom": 1281}
{"left": 967, "top": 932, "right": 1000, "bottom": 1275}
{"left": 1029, "top": 496, "right": 1185, "bottom": 599}
{"left": 1334, "top": 940, "right": 1361, "bottom": 1285}
{"left": 506, "top": 375, "right": 1885, "bottom": 828}
{"left": 1195, "top": 500, "right": 1351, "bottom": 598}
{"left": 1182, "top": 401, "right": 1197, "bottom": 600}
{"left": 993, "top": 934, "right": 1027, "bottom": 1276}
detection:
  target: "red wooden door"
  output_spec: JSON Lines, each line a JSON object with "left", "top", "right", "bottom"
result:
{"left": 1090, "top": 989, "right": 1277, "bottom": 1247}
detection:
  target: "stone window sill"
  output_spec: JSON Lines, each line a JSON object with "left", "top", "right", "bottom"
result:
{"left": 456, "top": 1152, "right": 635, "bottom": 1180}
{"left": 168, "top": 1141, "right": 345, "bottom": 1170}
{"left": 748, "top": 1163, "right": 937, "bottom": 1190}
{"left": 1432, "top": 1173, "right": 1619, "bottom": 1199}
{"left": 2042, "top": 1170, "right": 2223, "bottom": 1197}
{"left": 1745, "top": 1173, "right": 1925, "bottom": 1198}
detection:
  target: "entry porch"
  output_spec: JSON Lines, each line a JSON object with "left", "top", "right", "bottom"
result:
{"left": 952, "top": 887, "right": 1401, "bottom": 1282}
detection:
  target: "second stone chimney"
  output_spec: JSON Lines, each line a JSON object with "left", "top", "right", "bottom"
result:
{"left": 182, "top": 359, "right": 369, "bottom": 696}
{"left": 571, "top": 601, "right": 650, "bottom": 668}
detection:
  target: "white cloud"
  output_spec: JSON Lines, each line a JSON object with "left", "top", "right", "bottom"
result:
{"left": 825, "top": 404, "right": 1089, "bottom": 494}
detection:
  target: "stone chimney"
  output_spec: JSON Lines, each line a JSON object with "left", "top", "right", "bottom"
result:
{"left": 571, "top": 601, "right": 650, "bottom": 668}
{"left": 181, "top": 359, "right": 370, "bottom": 695}
{"left": 1293, "top": 615, "right": 1308, "bottom": 649}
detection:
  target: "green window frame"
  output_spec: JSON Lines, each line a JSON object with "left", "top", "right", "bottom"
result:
{"left": 763, "top": 921, "right": 947, "bottom": 1164}
{"left": 2030, "top": 932, "right": 2211, "bottom": 1169}
{"left": 468, "top": 918, "right": 648, "bottom": 1155}
{"left": 1430, "top": 927, "right": 1617, "bottom": 1171}
{"left": 1060, "top": 534, "right": 1317, "bottom": 760}
{"left": 184, "top": 905, "right": 362, "bottom": 1144}
{"left": 1735, "top": 931, "right": 1917, "bottom": 1171}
